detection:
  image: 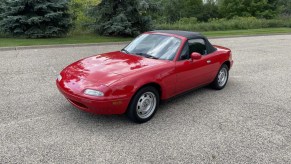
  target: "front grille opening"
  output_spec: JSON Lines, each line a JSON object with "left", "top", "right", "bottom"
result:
{"left": 69, "top": 99, "right": 88, "bottom": 109}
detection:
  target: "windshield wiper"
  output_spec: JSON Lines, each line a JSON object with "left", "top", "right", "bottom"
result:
{"left": 135, "top": 53, "right": 158, "bottom": 59}
{"left": 121, "top": 49, "right": 130, "bottom": 54}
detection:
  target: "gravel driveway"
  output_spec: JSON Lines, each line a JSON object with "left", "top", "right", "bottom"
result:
{"left": 1, "top": 35, "right": 291, "bottom": 163}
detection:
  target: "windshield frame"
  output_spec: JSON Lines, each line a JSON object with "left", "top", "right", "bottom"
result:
{"left": 122, "top": 33, "right": 184, "bottom": 61}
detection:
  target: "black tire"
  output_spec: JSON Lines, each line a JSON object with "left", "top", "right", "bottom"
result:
{"left": 126, "top": 86, "right": 160, "bottom": 123}
{"left": 211, "top": 64, "right": 229, "bottom": 90}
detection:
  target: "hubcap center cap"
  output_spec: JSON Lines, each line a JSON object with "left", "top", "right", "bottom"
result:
{"left": 142, "top": 99, "right": 150, "bottom": 109}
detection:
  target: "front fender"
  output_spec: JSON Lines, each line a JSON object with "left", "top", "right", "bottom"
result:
{"left": 109, "top": 63, "right": 176, "bottom": 100}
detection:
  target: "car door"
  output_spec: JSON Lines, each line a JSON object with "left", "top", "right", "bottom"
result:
{"left": 175, "top": 39, "right": 219, "bottom": 94}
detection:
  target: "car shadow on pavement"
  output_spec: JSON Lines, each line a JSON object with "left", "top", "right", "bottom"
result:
{"left": 155, "top": 80, "right": 239, "bottom": 122}
{"left": 62, "top": 80, "right": 238, "bottom": 128}
{"left": 63, "top": 104, "right": 135, "bottom": 126}
{"left": 62, "top": 87, "right": 208, "bottom": 126}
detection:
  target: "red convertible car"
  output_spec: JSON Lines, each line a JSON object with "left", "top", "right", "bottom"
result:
{"left": 57, "top": 30, "right": 233, "bottom": 123}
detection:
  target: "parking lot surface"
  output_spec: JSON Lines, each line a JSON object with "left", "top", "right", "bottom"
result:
{"left": 1, "top": 35, "right": 291, "bottom": 163}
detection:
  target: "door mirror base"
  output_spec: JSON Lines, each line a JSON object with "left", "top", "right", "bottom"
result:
{"left": 191, "top": 52, "right": 202, "bottom": 61}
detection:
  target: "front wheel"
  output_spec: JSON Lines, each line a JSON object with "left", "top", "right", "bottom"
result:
{"left": 126, "top": 86, "right": 160, "bottom": 123}
{"left": 211, "top": 64, "right": 229, "bottom": 90}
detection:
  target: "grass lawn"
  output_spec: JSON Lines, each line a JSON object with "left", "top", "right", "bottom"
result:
{"left": 203, "top": 28, "right": 291, "bottom": 37}
{"left": 0, "top": 35, "right": 133, "bottom": 47}
{"left": 0, "top": 28, "right": 291, "bottom": 47}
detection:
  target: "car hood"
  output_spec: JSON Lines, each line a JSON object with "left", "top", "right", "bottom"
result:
{"left": 63, "top": 51, "right": 167, "bottom": 86}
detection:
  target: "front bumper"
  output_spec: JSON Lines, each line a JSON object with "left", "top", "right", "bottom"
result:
{"left": 56, "top": 81, "right": 130, "bottom": 115}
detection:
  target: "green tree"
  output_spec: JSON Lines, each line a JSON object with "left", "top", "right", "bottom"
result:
{"left": 89, "top": 0, "right": 159, "bottom": 36}
{"left": 69, "top": 0, "right": 100, "bottom": 32}
{"left": 220, "top": 0, "right": 280, "bottom": 19}
{"left": 181, "top": 0, "right": 203, "bottom": 18}
{"left": 159, "top": 0, "right": 203, "bottom": 23}
{"left": 0, "top": 1, "right": 5, "bottom": 34}
{"left": 0, "top": 0, "right": 72, "bottom": 38}
{"left": 159, "top": 0, "right": 183, "bottom": 23}
{"left": 278, "top": 0, "right": 291, "bottom": 17}
{"left": 199, "top": 0, "right": 220, "bottom": 21}
{"left": 0, "top": 0, "right": 6, "bottom": 19}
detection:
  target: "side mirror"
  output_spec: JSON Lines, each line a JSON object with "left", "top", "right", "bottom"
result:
{"left": 190, "top": 52, "right": 202, "bottom": 61}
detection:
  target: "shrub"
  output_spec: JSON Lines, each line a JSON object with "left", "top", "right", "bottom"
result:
{"left": 69, "top": 0, "right": 100, "bottom": 33}
{"left": 155, "top": 17, "right": 291, "bottom": 32}
{"left": 0, "top": 0, "right": 72, "bottom": 38}
{"left": 177, "top": 17, "right": 198, "bottom": 25}
{"left": 220, "top": 0, "right": 280, "bottom": 19}
{"left": 88, "top": 0, "right": 159, "bottom": 37}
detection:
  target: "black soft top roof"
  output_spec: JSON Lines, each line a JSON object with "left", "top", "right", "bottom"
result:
{"left": 152, "top": 30, "right": 217, "bottom": 53}
{"left": 152, "top": 30, "right": 203, "bottom": 39}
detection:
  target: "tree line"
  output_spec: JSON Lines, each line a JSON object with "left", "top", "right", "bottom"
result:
{"left": 0, "top": 0, "right": 290, "bottom": 38}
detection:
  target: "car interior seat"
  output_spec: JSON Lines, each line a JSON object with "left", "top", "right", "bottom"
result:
{"left": 190, "top": 43, "right": 207, "bottom": 55}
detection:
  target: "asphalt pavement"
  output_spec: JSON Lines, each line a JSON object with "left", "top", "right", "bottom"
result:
{"left": 0, "top": 35, "right": 291, "bottom": 163}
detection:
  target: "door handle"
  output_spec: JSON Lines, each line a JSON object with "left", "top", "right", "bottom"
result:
{"left": 207, "top": 60, "right": 211, "bottom": 64}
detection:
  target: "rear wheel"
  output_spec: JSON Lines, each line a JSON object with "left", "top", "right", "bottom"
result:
{"left": 211, "top": 64, "right": 229, "bottom": 90}
{"left": 126, "top": 86, "right": 159, "bottom": 123}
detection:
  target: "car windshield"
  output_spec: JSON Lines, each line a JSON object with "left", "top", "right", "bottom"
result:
{"left": 123, "top": 34, "right": 182, "bottom": 60}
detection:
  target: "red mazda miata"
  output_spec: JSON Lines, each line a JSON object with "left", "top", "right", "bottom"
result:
{"left": 57, "top": 30, "right": 233, "bottom": 123}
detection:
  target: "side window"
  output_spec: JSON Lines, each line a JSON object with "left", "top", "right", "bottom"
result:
{"left": 188, "top": 39, "right": 207, "bottom": 55}
{"left": 179, "top": 39, "right": 208, "bottom": 60}
{"left": 179, "top": 42, "right": 190, "bottom": 60}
